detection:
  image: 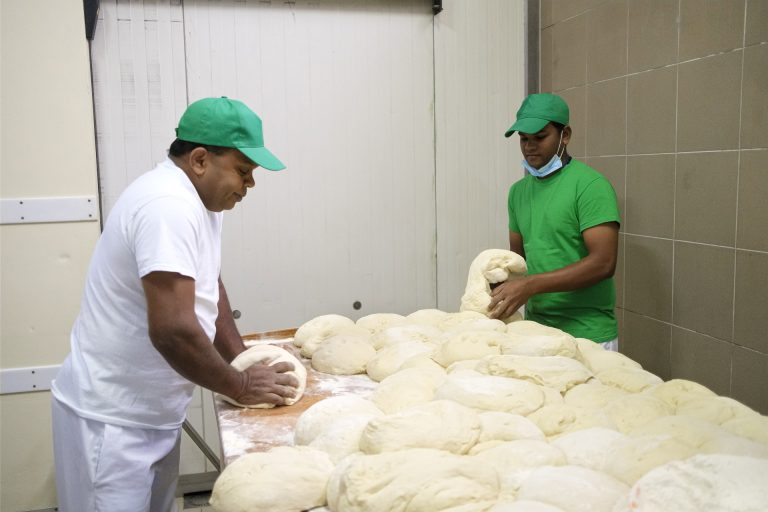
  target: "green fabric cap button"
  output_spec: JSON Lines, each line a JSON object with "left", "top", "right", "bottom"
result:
{"left": 176, "top": 96, "right": 285, "bottom": 171}
{"left": 504, "top": 93, "right": 570, "bottom": 138}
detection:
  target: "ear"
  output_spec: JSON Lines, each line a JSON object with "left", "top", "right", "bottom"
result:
{"left": 188, "top": 147, "right": 209, "bottom": 178}
{"left": 561, "top": 125, "right": 572, "bottom": 146}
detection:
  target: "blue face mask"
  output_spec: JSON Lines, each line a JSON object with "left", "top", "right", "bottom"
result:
{"left": 522, "top": 129, "right": 566, "bottom": 178}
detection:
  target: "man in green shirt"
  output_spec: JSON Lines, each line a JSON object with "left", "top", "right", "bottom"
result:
{"left": 488, "top": 93, "right": 621, "bottom": 348}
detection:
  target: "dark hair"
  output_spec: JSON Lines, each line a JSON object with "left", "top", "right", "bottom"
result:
{"left": 550, "top": 122, "right": 566, "bottom": 133}
{"left": 168, "top": 139, "right": 231, "bottom": 157}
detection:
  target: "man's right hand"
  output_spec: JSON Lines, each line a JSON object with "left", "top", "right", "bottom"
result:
{"left": 230, "top": 362, "right": 299, "bottom": 407}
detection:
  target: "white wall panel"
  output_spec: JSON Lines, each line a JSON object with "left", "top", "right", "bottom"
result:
{"left": 434, "top": 0, "right": 526, "bottom": 310}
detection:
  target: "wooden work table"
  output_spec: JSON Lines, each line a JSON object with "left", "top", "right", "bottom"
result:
{"left": 213, "top": 329, "right": 377, "bottom": 468}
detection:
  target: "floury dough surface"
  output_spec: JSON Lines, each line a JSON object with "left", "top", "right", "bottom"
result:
{"left": 311, "top": 335, "right": 376, "bottom": 375}
{"left": 476, "top": 354, "right": 593, "bottom": 392}
{"left": 209, "top": 446, "right": 333, "bottom": 512}
{"left": 515, "top": 465, "right": 629, "bottom": 512}
{"left": 221, "top": 345, "right": 307, "bottom": 409}
{"left": 433, "top": 370, "right": 545, "bottom": 415}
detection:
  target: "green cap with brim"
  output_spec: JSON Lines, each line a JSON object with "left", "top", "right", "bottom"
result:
{"left": 504, "top": 93, "right": 570, "bottom": 138}
{"left": 176, "top": 97, "right": 286, "bottom": 171}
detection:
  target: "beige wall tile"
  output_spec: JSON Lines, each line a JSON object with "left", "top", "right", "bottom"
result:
{"left": 625, "top": 154, "right": 675, "bottom": 238}
{"left": 547, "top": 0, "right": 603, "bottom": 26}
{"left": 746, "top": 0, "right": 768, "bottom": 45}
{"left": 622, "top": 310, "right": 672, "bottom": 379}
{"left": 673, "top": 242, "right": 735, "bottom": 341}
{"left": 559, "top": 87, "right": 587, "bottom": 157}
{"left": 552, "top": 14, "right": 588, "bottom": 91}
{"left": 734, "top": 250, "right": 768, "bottom": 352}
{"left": 616, "top": 234, "right": 625, "bottom": 308}
{"left": 540, "top": 26, "right": 554, "bottom": 93}
{"left": 737, "top": 150, "right": 768, "bottom": 252}
{"left": 677, "top": 51, "right": 742, "bottom": 152}
{"left": 587, "top": 0, "right": 628, "bottom": 83}
{"left": 679, "top": 0, "right": 746, "bottom": 61}
{"left": 625, "top": 235, "right": 674, "bottom": 321}
{"left": 675, "top": 151, "right": 739, "bottom": 246}
{"left": 585, "top": 156, "right": 626, "bottom": 224}
{"left": 730, "top": 345, "right": 768, "bottom": 414}
{"left": 741, "top": 43, "right": 768, "bottom": 149}
{"left": 627, "top": 67, "right": 677, "bottom": 154}
{"left": 628, "top": 0, "right": 679, "bottom": 73}
{"left": 586, "top": 77, "right": 627, "bottom": 156}
{"left": 670, "top": 326, "right": 734, "bottom": 395}
{"left": 541, "top": 0, "right": 554, "bottom": 28}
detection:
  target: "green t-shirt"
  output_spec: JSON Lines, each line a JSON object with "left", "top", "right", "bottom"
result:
{"left": 507, "top": 158, "right": 621, "bottom": 342}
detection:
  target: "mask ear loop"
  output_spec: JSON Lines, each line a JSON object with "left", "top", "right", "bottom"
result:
{"left": 555, "top": 127, "right": 567, "bottom": 159}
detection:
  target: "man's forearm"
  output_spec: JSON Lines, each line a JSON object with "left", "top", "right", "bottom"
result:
{"left": 213, "top": 278, "right": 247, "bottom": 363}
{"left": 526, "top": 253, "right": 615, "bottom": 295}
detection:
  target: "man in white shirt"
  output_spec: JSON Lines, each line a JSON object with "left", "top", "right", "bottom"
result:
{"left": 51, "top": 97, "right": 298, "bottom": 511}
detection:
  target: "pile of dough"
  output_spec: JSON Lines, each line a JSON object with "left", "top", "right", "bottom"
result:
{"left": 294, "top": 313, "right": 371, "bottom": 357}
{"left": 642, "top": 378, "right": 716, "bottom": 411}
{"left": 614, "top": 454, "right": 768, "bottom": 512}
{"left": 721, "top": 414, "right": 768, "bottom": 445}
{"left": 444, "top": 318, "right": 508, "bottom": 334}
{"left": 500, "top": 333, "right": 578, "bottom": 358}
{"left": 550, "top": 427, "right": 627, "bottom": 470}
{"left": 595, "top": 366, "right": 662, "bottom": 393}
{"left": 601, "top": 393, "right": 673, "bottom": 433}
{"left": 434, "top": 371, "right": 545, "bottom": 415}
{"left": 438, "top": 311, "right": 489, "bottom": 331}
{"left": 209, "top": 446, "right": 333, "bottom": 512}
{"left": 308, "top": 413, "right": 375, "bottom": 463}
{"left": 220, "top": 345, "right": 307, "bottom": 408}
{"left": 471, "top": 439, "right": 566, "bottom": 471}
{"left": 406, "top": 308, "right": 450, "bottom": 326}
{"left": 476, "top": 411, "right": 545, "bottom": 443}
{"left": 526, "top": 404, "right": 616, "bottom": 438}
{"left": 564, "top": 382, "right": 628, "bottom": 410}
{"left": 356, "top": 313, "right": 408, "bottom": 335}
{"left": 675, "top": 395, "right": 758, "bottom": 425}
{"left": 372, "top": 324, "right": 442, "bottom": 349}
{"left": 359, "top": 400, "right": 480, "bottom": 455}
{"left": 515, "top": 465, "right": 629, "bottom": 512}
{"left": 333, "top": 448, "right": 499, "bottom": 512}
{"left": 476, "top": 354, "right": 593, "bottom": 392}
{"left": 578, "top": 349, "right": 641, "bottom": 374}
{"left": 294, "top": 395, "right": 382, "bottom": 445}
{"left": 432, "top": 331, "right": 502, "bottom": 367}
{"left": 311, "top": 334, "right": 376, "bottom": 375}
{"left": 459, "top": 248, "right": 527, "bottom": 323}
{"left": 366, "top": 341, "right": 435, "bottom": 382}
{"left": 370, "top": 367, "right": 447, "bottom": 414}
{"left": 602, "top": 434, "right": 698, "bottom": 485}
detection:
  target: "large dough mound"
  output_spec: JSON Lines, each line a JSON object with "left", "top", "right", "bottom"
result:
{"left": 564, "top": 382, "right": 628, "bottom": 410}
{"left": 294, "top": 314, "right": 355, "bottom": 348}
{"left": 294, "top": 396, "right": 383, "bottom": 445}
{"left": 373, "top": 324, "right": 442, "bottom": 349}
{"left": 366, "top": 341, "right": 435, "bottom": 382}
{"left": 300, "top": 324, "right": 371, "bottom": 358}
{"left": 334, "top": 448, "right": 499, "bottom": 512}
{"left": 578, "top": 349, "right": 641, "bottom": 374}
{"left": 370, "top": 367, "right": 447, "bottom": 414}
{"left": 356, "top": 313, "right": 408, "bottom": 335}
{"left": 550, "top": 427, "right": 627, "bottom": 471}
{"left": 471, "top": 439, "right": 566, "bottom": 471}
{"left": 602, "top": 434, "right": 698, "bottom": 485}
{"left": 434, "top": 371, "right": 545, "bottom": 415}
{"left": 209, "top": 446, "right": 333, "bottom": 512}
{"left": 614, "top": 454, "right": 768, "bottom": 512}
{"left": 432, "top": 331, "right": 502, "bottom": 367}
{"left": 438, "top": 311, "right": 489, "bottom": 331}
{"left": 460, "top": 249, "right": 527, "bottom": 322}
{"left": 308, "top": 413, "right": 374, "bottom": 463}
{"left": 526, "top": 404, "right": 616, "bottom": 438}
{"left": 642, "top": 378, "right": 716, "bottom": 411}
{"left": 221, "top": 345, "right": 307, "bottom": 409}
{"left": 602, "top": 394, "right": 673, "bottom": 433}
{"left": 406, "top": 308, "right": 451, "bottom": 326}
{"left": 675, "top": 395, "right": 758, "bottom": 425}
{"left": 476, "top": 355, "right": 593, "bottom": 392}
{"left": 311, "top": 334, "right": 376, "bottom": 375}
{"left": 515, "top": 465, "right": 629, "bottom": 512}
{"left": 477, "top": 411, "right": 545, "bottom": 443}
{"left": 500, "top": 331, "right": 578, "bottom": 358}
{"left": 721, "top": 415, "right": 768, "bottom": 445}
{"left": 595, "top": 366, "right": 662, "bottom": 393}
{"left": 359, "top": 400, "right": 480, "bottom": 455}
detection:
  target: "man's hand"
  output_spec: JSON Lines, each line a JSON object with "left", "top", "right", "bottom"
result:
{"left": 488, "top": 277, "right": 533, "bottom": 320}
{"left": 230, "top": 362, "right": 300, "bottom": 407}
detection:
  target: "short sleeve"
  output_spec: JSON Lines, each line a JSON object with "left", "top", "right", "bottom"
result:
{"left": 508, "top": 185, "right": 521, "bottom": 233}
{"left": 130, "top": 196, "right": 200, "bottom": 279}
{"left": 577, "top": 177, "right": 621, "bottom": 232}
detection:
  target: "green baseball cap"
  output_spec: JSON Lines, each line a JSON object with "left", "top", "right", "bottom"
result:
{"left": 176, "top": 97, "right": 285, "bottom": 171}
{"left": 504, "top": 93, "right": 570, "bottom": 137}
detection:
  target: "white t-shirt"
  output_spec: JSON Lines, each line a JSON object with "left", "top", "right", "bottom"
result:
{"left": 52, "top": 158, "right": 223, "bottom": 430}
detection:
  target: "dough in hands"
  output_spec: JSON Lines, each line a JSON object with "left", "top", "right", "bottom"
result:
{"left": 311, "top": 334, "right": 376, "bottom": 375}
{"left": 221, "top": 345, "right": 307, "bottom": 409}
{"left": 460, "top": 249, "right": 527, "bottom": 322}
{"left": 209, "top": 446, "right": 333, "bottom": 512}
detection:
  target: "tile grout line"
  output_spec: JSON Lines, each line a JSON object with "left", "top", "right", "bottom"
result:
{"left": 670, "top": 0, "right": 681, "bottom": 362}
{"left": 623, "top": 0, "right": 630, "bottom": 315}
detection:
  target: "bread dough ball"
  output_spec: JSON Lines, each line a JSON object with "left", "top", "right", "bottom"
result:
{"left": 299, "top": 323, "right": 371, "bottom": 358}
{"left": 675, "top": 395, "right": 758, "bottom": 425}
{"left": 573, "top": 337, "right": 604, "bottom": 355}
{"left": 221, "top": 345, "right": 307, "bottom": 409}
{"left": 397, "top": 352, "right": 446, "bottom": 373}
{"left": 359, "top": 400, "right": 480, "bottom": 455}
{"left": 446, "top": 359, "right": 482, "bottom": 373}
{"left": 406, "top": 308, "right": 451, "bottom": 326}
{"left": 325, "top": 453, "right": 361, "bottom": 511}
{"left": 516, "top": 465, "right": 629, "bottom": 512}
{"left": 488, "top": 501, "right": 565, "bottom": 512}
{"left": 356, "top": 313, "right": 408, "bottom": 335}
{"left": 370, "top": 367, "right": 447, "bottom": 414}
{"left": 614, "top": 454, "right": 768, "bottom": 512}
{"left": 595, "top": 366, "right": 662, "bottom": 393}
{"left": 578, "top": 349, "right": 641, "bottom": 374}
{"left": 444, "top": 318, "right": 508, "bottom": 334}
{"left": 526, "top": 404, "right": 617, "bottom": 438}
{"left": 699, "top": 433, "right": 768, "bottom": 458}
{"left": 721, "top": 415, "right": 768, "bottom": 445}
{"left": 373, "top": 324, "right": 442, "bottom": 349}
{"left": 209, "top": 446, "right": 333, "bottom": 512}
{"left": 434, "top": 371, "right": 545, "bottom": 415}
{"left": 311, "top": 334, "right": 376, "bottom": 375}
{"left": 506, "top": 320, "right": 566, "bottom": 337}
{"left": 630, "top": 415, "right": 725, "bottom": 449}
{"left": 334, "top": 448, "right": 499, "bottom": 512}
{"left": 642, "top": 378, "right": 716, "bottom": 411}
{"left": 294, "top": 314, "right": 355, "bottom": 347}
{"left": 550, "top": 427, "right": 628, "bottom": 470}
{"left": 564, "top": 382, "right": 628, "bottom": 410}
{"left": 432, "top": 331, "right": 502, "bottom": 367}
{"left": 538, "top": 385, "right": 565, "bottom": 406}
{"left": 460, "top": 249, "right": 527, "bottom": 323}
{"left": 603, "top": 434, "right": 698, "bottom": 485}
{"left": 476, "top": 355, "right": 593, "bottom": 393}
{"left": 477, "top": 411, "right": 545, "bottom": 443}
{"left": 366, "top": 341, "right": 435, "bottom": 382}
{"left": 602, "top": 394, "right": 673, "bottom": 433}
{"left": 308, "top": 413, "right": 374, "bottom": 463}
{"left": 471, "top": 439, "right": 566, "bottom": 471}
{"left": 500, "top": 333, "right": 578, "bottom": 358}
{"left": 438, "top": 311, "right": 488, "bottom": 331}
{"left": 294, "top": 395, "right": 383, "bottom": 445}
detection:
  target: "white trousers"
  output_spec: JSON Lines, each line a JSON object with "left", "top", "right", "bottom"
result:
{"left": 601, "top": 338, "right": 619, "bottom": 352}
{"left": 52, "top": 397, "right": 180, "bottom": 512}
